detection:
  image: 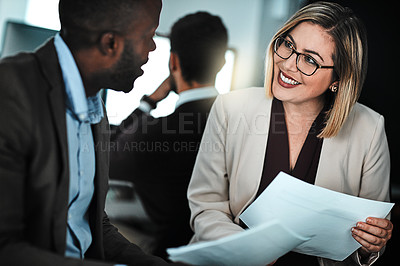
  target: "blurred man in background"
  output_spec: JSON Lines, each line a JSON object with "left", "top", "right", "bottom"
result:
{"left": 109, "top": 11, "right": 228, "bottom": 259}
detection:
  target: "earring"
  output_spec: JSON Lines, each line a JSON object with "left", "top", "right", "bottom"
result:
{"left": 329, "top": 85, "right": 338, "bottom": 93}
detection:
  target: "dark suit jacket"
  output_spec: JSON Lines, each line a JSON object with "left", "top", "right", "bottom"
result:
{"left": 0, "top": 39, "right": 171, "bottom": 266}
{"left": 109, "top": 97, "right": 216, "bottom": 257}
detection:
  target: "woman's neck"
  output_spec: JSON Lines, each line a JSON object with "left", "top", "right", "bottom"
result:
{"left": 282, "top": 97, "right": 325, "bottom": 122}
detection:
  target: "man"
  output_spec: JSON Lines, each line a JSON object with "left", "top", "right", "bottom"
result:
{"left": 109, "top": 12, "right": 228, "bottom": 259}
{"left": 0, "top": 0, "right": 181, "bottom": 265}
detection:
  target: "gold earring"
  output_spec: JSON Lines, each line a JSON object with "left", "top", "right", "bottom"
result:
{"left": 330, "top": 85, "right": 338, "bottom": 93}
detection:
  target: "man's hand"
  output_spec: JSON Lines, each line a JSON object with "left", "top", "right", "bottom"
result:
{"left": 149, "top": 75, "right": 176, "bottom": 102}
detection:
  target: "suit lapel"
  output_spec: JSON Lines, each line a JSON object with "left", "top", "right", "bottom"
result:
{"left": 86, "top": 105, "right": 110, "bottom": 259}
{"left": 91, "top": 104, "right": 110, "bottom": 213}
{"left": 35, "top": 39, "right": 69, "bottom": 179}
{"left": 34, "top": 39, "right": 70, "bottom": 254}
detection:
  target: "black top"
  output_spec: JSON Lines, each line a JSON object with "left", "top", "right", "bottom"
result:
{"left": 256, "top": 98, "right": 327, "bottom": 265}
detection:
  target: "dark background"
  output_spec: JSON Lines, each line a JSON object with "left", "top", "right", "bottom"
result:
{"left": 308, "top": 1, "right": 398, "bottom": 264}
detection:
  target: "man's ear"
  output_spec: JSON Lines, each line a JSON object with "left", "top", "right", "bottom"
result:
{"left": 98, "top": 32, "right": 122, "bottom": 56}
{"left": 169, "top": 52, "right": 180, "bottom": 73}
{"left": 216, "top": 56, "right": 226, "bottom": 73}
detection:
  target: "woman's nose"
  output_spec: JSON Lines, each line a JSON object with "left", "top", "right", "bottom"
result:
{"left": 282, "top": 53, "right": 298, "bottom": 72}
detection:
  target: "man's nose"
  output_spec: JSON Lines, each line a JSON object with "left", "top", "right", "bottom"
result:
{"left": 149, "top": 38, "right": 156, "bottom": 52}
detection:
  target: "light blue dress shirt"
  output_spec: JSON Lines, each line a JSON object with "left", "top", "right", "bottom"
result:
{"left": 54, "top": 33, "right": 104, "bottom": 259}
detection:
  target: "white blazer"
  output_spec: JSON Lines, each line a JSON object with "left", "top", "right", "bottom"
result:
{"left": 188, "top": 87, "right": 391, "bottom": 265}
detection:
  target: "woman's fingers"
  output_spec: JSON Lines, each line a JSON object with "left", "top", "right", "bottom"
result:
{"left": 351, "top": 217, "right": 393, "bottom": 254}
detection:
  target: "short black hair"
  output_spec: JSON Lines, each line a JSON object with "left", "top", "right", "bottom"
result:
{"left": 58, "top": 0, "right": 151, "bottom": 50}
{"left": 170, "top": 12, "right": 228, "bottom": 84}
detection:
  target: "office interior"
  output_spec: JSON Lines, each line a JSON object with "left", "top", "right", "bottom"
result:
{"left": 0, "top": 0, "right": 397, "bottom": 264}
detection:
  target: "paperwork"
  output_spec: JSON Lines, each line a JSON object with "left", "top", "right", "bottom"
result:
{"left": 240, "top": 172, "right": 394, "bottom": 261}
{"left": 167, "top": 219, "right": 310, "bottom": 266}
{"left": 167, "top": 172, "right": 393, "bottom": 264}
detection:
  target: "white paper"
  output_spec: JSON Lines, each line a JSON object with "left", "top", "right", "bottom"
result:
{"left": 167, "top": 219, "right": 310, "bottom": 266}
{"left": 240, "top": 172, "right": 394, "bottom": 261}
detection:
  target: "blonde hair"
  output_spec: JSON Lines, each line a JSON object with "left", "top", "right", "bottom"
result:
{"left": 264, "top": 1, "right": 368, "bottom": 138}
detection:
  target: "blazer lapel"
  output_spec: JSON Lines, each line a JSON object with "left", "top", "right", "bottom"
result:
{"left": 35, "top": 39, "right": 69, "bottom": 180}
{"left": 314, "top": 108, "right": 356, "bottom": 193}
{"left": 91, "top": 104, "right": 110, "bottom": 217}
{"left": 35, "top": 39, "right": 70, "bottom": 254}
{"left": 86, "top": 106, "right": 110, "bottom": 259}
{"left": 234, "top": 97, "right": 273, "bottom": 219}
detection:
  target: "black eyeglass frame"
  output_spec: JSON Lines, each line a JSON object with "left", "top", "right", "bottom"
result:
{"left": 274, "top": 36, "right": 335, "bottom": 76}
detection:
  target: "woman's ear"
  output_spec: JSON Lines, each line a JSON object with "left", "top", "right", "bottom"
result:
{"left": 329, "top": 80, "right": 340, "bottom": 93}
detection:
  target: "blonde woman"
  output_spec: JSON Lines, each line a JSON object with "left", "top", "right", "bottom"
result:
{"left": 187, "top": 2, "right": 393, "bottom": 265}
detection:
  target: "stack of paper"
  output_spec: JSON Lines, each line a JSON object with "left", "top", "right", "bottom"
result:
{"left": 167, "top": 172, "right": 394, "bottom": 265}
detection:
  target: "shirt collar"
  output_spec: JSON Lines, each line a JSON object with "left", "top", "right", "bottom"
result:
{"left": 54, "top": 33, "right": 103, "bottom": 124}
{"left": 175, "top": 86, "right": 219, "bottom": 109}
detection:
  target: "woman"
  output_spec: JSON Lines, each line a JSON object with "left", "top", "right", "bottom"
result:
{"left": 187, "top": 2, "right": 393, "bottom": 265}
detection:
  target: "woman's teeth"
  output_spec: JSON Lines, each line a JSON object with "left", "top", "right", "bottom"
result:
{"left": 280, "top": 72, "right": 300, "bottom": 85}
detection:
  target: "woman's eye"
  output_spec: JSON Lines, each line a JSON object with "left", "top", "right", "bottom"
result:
{"left": 304, "top": 55, "right": 317, "bottom": 66}
{"left": 284, "top": 40, "right": 294, "bottom": 49}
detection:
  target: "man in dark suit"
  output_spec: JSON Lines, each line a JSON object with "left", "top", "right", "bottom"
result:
{"left": 0, "top": 0, "right": 184, "bottom": 265}
{"left": 109, "top": 12, "right": 228, "bottom": 259}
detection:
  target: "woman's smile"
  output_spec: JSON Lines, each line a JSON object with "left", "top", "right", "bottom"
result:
{"left": 278, "top": 71, "right": 301, "bottom": 88}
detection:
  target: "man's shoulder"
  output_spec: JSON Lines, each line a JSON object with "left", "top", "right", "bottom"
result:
{"left": 174, "top": 96, "right": 217, "bottom": 113}
{"left": 0, "top": 52, "right": 42, "bottom": 105}
{"left": 0, "top": 52, "right": 38, "bottom": 79}
{"left": 0, "top": 40, "right": 58, "bottom": 91}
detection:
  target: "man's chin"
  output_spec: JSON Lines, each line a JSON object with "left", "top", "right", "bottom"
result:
{"left": 111, "top": 84, "right": 134, "bottom": 93}
{"left": 110, "top": 75, "right": 141, "bottom": 93}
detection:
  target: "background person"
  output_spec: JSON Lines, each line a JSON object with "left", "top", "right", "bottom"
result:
{"left": 109, "top": 12, "right": 228, "bottom": 259}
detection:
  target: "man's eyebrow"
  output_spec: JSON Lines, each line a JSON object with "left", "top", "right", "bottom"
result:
{"left": 287, "top": 33, "right": 325, "bottom": 62}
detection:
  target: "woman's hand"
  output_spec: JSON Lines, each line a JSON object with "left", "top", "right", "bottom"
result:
{"left": 351, "top": 217, "right": 393, "bottom": 255}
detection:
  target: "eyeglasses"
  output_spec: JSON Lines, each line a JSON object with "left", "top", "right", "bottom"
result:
{"left": 274, "top": 37, "right": 334, "bottom": 76}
